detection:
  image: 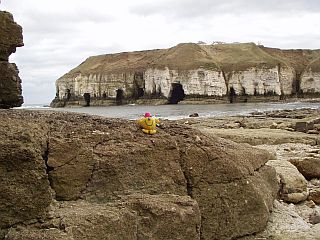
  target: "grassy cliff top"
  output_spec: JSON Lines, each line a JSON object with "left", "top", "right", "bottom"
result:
{"left": 65, "top": 49, "right": 166, "bottom": 77}
{"left": 259, "top": 46, "right": 320, "bottom": 74}
{"left": 201, "top": 43, "right": 286, "bottom": 72}
{"left": 305, "top": 57, "right": 320, "bottom": 72}
{"left": 150, "top": 43, "right": 219, "bottom": 70}
{"left": 60, "top": 43, "right": 320, "bottom": 79}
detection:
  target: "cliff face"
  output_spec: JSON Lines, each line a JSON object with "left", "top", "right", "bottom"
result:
{"left": 0, "top": 11, "right": 24, "bottom": 108}
{"left": 260, "top": 47, "right": 320, "bottom": 95}
{"left": 51, "top": 43, "right": 320, "bottom": 107}
{"left": 300, "top": 57, "right": 320, "bottom": 94}
{"left": 0, "top": 110, "right": 278, "bottom": 240}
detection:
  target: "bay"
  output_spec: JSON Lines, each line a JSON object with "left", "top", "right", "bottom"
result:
{"left": 19, "top": 101, "right": 320, "bottom": 120}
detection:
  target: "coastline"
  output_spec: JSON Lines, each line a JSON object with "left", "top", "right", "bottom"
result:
{"left": 18, "top": 98, "right": 320, "bottom": 122}
{"left": 50, "top": 94, "right": 320, "bottom": 108}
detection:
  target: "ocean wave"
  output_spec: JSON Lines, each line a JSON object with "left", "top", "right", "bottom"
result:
{"left": 14, "top": 105, "right": 51, "bottom": 109}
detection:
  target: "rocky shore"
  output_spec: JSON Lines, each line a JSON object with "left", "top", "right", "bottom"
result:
{"left": 0, "top": 109, "right": 278, "bottom": 240}
{"left": 181, "top": 108, "right": 320, "bottom": 239}
{"left": 0, "top": 107, "right": 319, "bottom": 239}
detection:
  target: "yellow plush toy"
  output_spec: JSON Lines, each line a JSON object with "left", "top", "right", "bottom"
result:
{"left": 137, "top": 112, "right": 160, "bottom": 134}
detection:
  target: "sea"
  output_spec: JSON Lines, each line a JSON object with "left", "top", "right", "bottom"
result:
{"left": 16, "top": 101, "right": 320, "bottom": 120}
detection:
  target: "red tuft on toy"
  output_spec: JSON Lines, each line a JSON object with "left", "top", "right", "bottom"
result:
{"left": 144, "top": 112, "right": 151, "bottom": 118}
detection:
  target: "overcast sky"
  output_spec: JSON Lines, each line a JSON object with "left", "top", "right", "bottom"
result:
{"left": 2, "top": 0, "right": 320, "bottom": 104}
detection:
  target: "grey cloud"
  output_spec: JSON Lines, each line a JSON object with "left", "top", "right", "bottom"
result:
{"left": 20, "top": 10, "right": 114, "bottom": 39}
{"left": 22, "top": 82, "right": 56, "bottom": 104}
{"left": 3, "top": 0, "right": 319, "bottom": 104}
{"left": 130, "top": 0, "right": 320, "bottom": 18}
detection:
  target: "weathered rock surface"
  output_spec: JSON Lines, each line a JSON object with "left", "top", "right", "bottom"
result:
{"left": 180, "top": 109, "right": 320, "bottom": 239}
{"left": 267, "top": 160, "right": 308, "bottom": 203}
{"left": 0, "top": 110, "right": 278, "bottom": 240}
{"left": 0, "top": 113, "right": 52, "bottom": 230}
{"left": 308, "top": 179, "right": 320, "bottom": 204}
{"left": 0, "top": 11, "right": 23, "bottom": 108}
{"left": 5, "top": 195, "right": 200, "bottom": 240}
{"left": 239, "top": 200, "right": 320, "bottom": 240}
{"left": 51, "top": 43, "right": 320, "bottom": 107}
{"left": 186, "top": 108, "right": 320, "bottom": 146}
{"left": 309, "top": 189, "right": 320, "bottom": 205}
{"left": 290, "top": 158, "right": 320, "bottom": 180}
{"left": 301, "top": 58, "right": 320, "bottom": 94}
{"left": 118, "top": 194, "right": 201, "bottom": 240}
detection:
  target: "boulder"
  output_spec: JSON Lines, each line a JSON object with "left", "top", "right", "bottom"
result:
{"left": 290, "top": 157, "right": 320, "bottom": 179}
{"left": 189, "top": 113, "right": 199, "bottom": 117}
{"left": 238, "top": 200, "right": 320, "bottom": 240}
{"left": 295, "top": 121, "right": 314, "bottom": 133}
{"left": 267, "top": 160, "right": 308, "bottom": 203}
{"left": 314, "top": 118, "right": 320, "bottom": 124}
{"left": 308, "top": 188, "right": 320, "bottom": 204}
{"left": 307, "top": 130, "right": 320, "bottom": 134}
{"left": 309, "top": 210, "right": 320, "bottom": 225}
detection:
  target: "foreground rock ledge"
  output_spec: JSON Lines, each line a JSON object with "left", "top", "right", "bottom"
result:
{"left": 0, "top": 110, "right": 277, "bottom": 240}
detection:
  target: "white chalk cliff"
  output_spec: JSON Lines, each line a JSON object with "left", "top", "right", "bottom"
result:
{"left": 301, "top": 58, "right": 320, "bottom": 94}
{"left": 51, "top": 43, "right": 320, "bottom": 107}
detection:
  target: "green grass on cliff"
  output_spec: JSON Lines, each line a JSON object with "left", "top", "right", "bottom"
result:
{"left": 260, "top": 46, "right": 320, "bottom": 73}
{"left": 201, "top": 43, "right": 286, "bottom": 72}
{"left": 60, "top": 42, "right": 320, "bottom": 79}
{"left": 64, "top": 49, "right": 167, "bottom": 77}
{"left": 150, "top": 43, "right": 219, "bottom": 70}
{"left": 307, "top": 57, "right": 320, "bottom": 72}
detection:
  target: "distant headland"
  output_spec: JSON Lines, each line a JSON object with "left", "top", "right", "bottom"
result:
{"left": 50, "top": 42, "right": 320, "bottom": 107}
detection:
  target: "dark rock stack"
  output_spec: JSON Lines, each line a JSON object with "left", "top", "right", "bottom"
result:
{"left": 0, "top": 11, "right": 23, "bottom": 108}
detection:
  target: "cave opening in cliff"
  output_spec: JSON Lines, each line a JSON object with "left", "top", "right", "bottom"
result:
{"left": 132, "top": 77, "right": 144, "bottom": 99}
{"left": 83, "top": 93, "right": 90, "bottom": 106}
{"left": 293, "top": 72, "right": 302, "bottom": 96}
{"left": 136, "top": 88, "right": 144, "bottom": 98}
{"left": 229, "top": 87, "right": 236, "bottom": 103}
{"left": 168, "top": 83, "right": 185, "bottom": 104}
{"left": 116, "top": 89, "right": 124, "bottom": 105}
{"left": 132, "top": 86, "right": 144, "bottom": 99}
{"left": 66, "top": 89, "right": 71, "bottom": 100}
